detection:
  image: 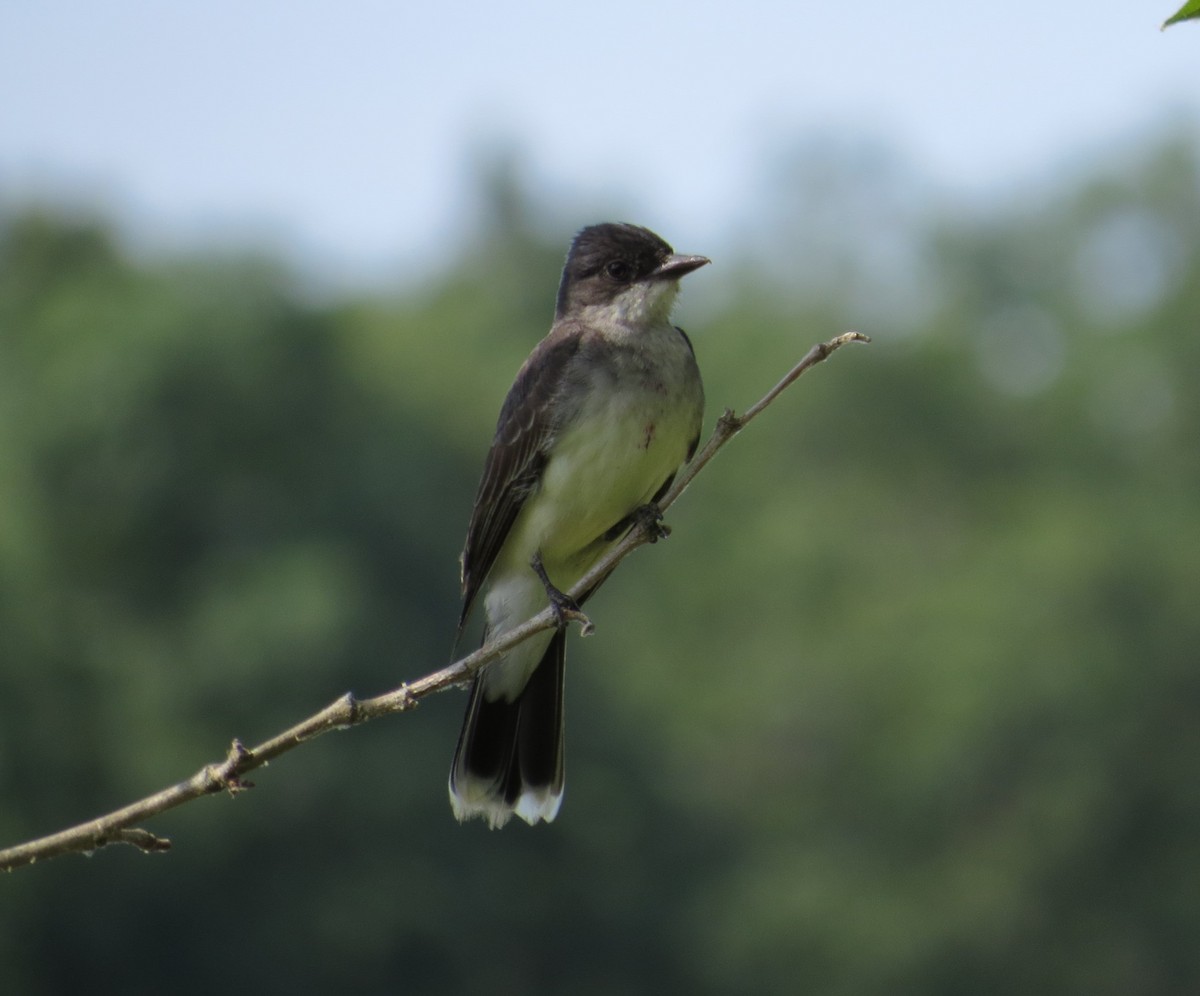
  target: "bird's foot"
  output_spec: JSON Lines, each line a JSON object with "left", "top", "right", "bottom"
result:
{"left": 631, "top": 503, "right": 671, "bottom": 543}
{"left": 602, "top": 502, "right": 672, "bottom": 544}
{"left": 531, "top": 553, "right": 593, "bottom": 635}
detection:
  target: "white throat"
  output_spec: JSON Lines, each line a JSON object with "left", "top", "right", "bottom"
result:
{"left": 579, "top": 279, "right": 679, "bottom": 332}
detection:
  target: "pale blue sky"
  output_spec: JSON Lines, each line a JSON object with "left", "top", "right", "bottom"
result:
{"left": 2, "top": 2, "right": 1196, "bottom": 284}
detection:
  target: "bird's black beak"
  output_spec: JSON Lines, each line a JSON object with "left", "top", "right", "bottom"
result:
{"left": 650, "top": 253, "right": 710, "bottom": 281}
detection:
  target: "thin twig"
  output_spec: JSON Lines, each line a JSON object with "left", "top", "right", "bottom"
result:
{"left": 0, "top": 330, "right": 868, "bottom": 873}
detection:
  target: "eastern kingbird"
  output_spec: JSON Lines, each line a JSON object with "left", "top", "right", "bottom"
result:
{"left": 449, "top": 222, "right": 709, "bottom": 828}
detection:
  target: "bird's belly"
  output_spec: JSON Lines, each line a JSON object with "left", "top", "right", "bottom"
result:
{"left": 511, "top": 388, "right": 695, "bottom": 577}
{"left": 480, "top": 389, "right": 694, "bottom": 701}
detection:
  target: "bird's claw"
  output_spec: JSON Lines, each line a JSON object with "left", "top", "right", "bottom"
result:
{"left": 632, "top": 503, "right": 671, "bottom": 543}
{"left": 531, "top": 553, "right": 593, "bottom": 634}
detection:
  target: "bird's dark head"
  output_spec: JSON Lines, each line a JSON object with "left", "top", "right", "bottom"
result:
{"left": 555, "top": 222, "right": 709, "bottom": 324}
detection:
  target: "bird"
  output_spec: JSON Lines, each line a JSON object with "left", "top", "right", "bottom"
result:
{"left": 449, "top": 221, "right": 709, "bottom": 828}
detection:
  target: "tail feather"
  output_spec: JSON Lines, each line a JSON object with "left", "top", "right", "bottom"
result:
{"left": 449, "top": 629, "right": 565, "bottom": 828}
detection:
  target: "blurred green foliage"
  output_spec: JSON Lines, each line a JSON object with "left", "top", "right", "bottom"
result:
{"left": 1, "top": 130, "right": 1198, "bottom": 994}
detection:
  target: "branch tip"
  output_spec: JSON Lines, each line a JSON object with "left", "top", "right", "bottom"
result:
{"left": 105, "top": 828, "right": 172, "bottom": 854}
{"left": 561, "top": 607, "right": 594, "bottom": 636}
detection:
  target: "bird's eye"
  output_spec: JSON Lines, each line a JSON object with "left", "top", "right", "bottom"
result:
{"left": 604, "top": 260, "right": 632, "bottom": 282}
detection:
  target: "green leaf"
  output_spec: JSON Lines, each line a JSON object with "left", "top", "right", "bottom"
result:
{"left": 1163, "top": 0, "right": 1200, "bottom": 28}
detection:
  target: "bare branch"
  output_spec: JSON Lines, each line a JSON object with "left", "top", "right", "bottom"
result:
{"left": 0, "top": 330, "right": 869, "bottom": 873}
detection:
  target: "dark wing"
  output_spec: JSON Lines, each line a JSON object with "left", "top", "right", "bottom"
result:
{"left": 674, "top": 325, "right": 702, "bottom": 461}
{"left": 458, "top": 327, "right": 582, "bottom": 630}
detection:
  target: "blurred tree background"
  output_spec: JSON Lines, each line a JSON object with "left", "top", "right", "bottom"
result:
{"left": 1, "top": 126, "right": 1198, "bottom": 995}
